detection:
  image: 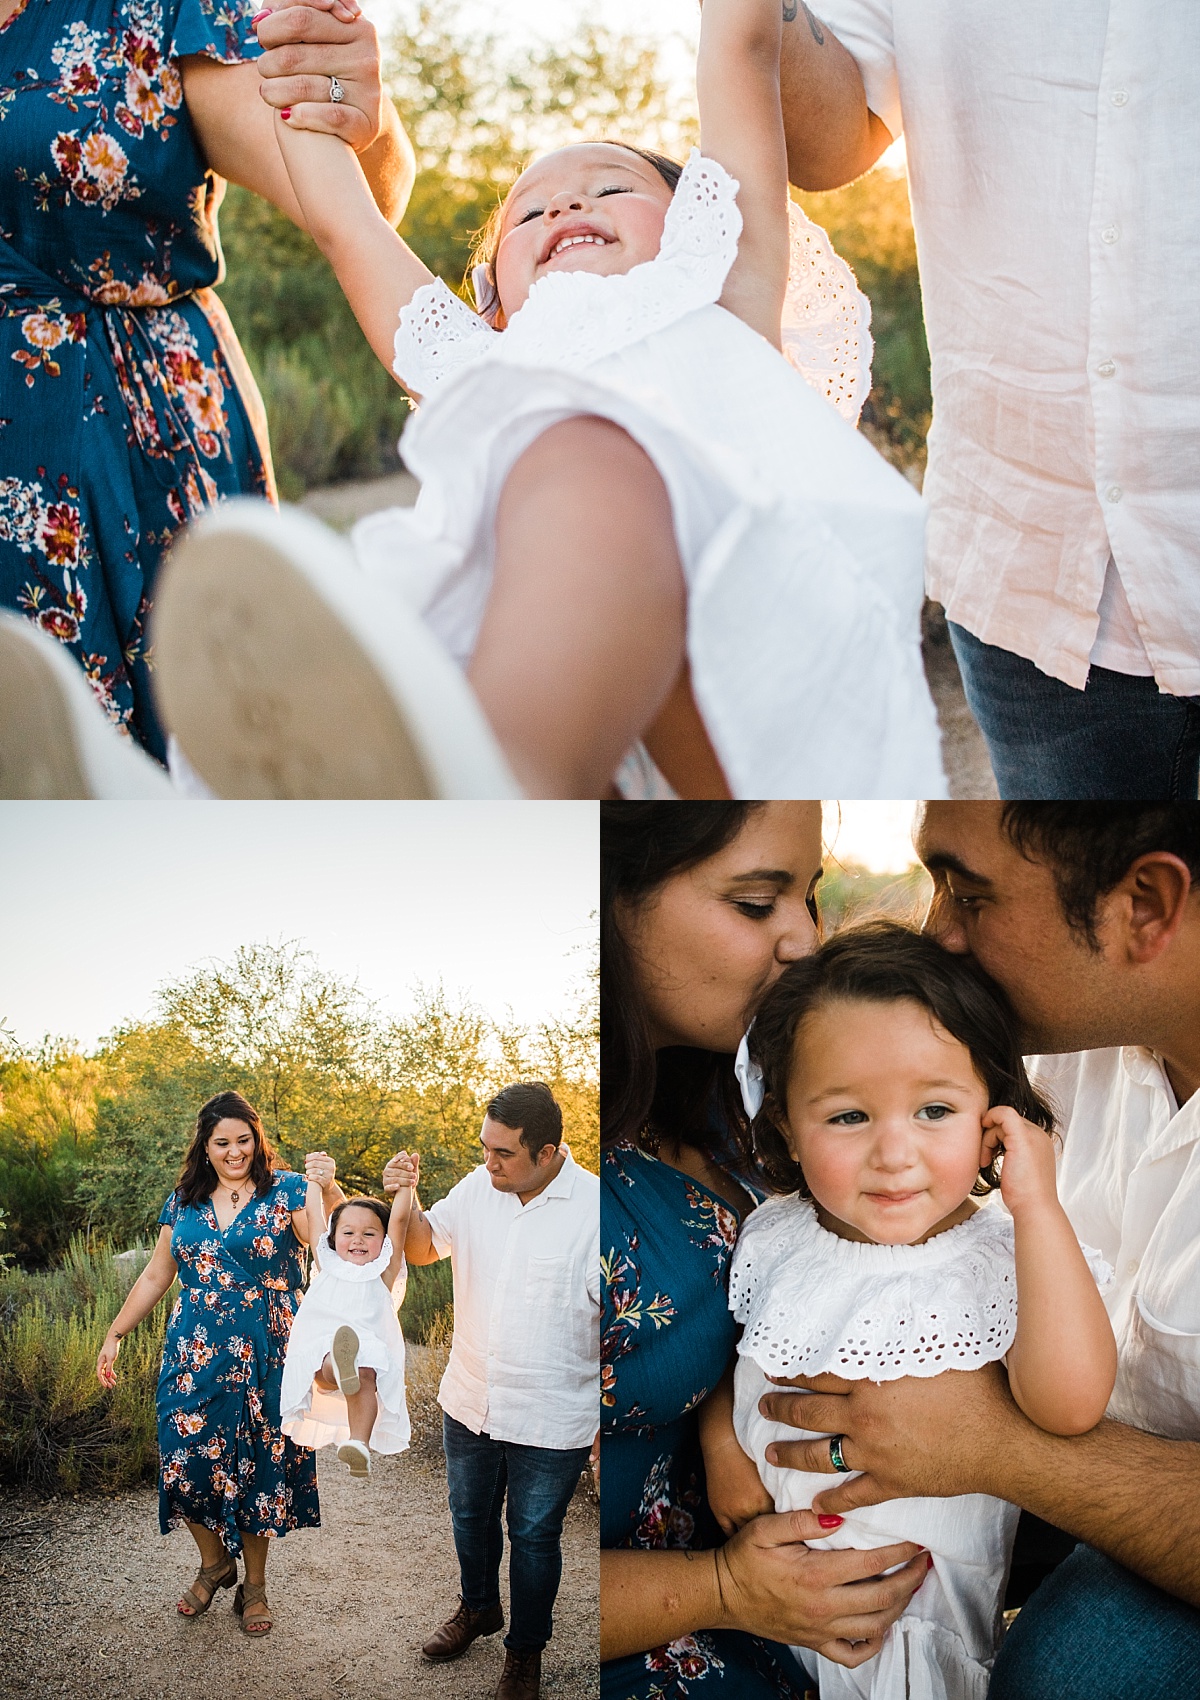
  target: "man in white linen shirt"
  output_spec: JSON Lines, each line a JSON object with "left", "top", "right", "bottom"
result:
{"left": 388, "top": 1081, "right": 598, "bottom": 1700}
{"left": 759, "top": 803, "right": 1200, "bottom": 1700}
{"left": 773, "top": 4, "right": 1200, "bottom": 798}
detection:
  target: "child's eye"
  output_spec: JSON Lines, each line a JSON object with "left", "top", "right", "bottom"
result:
{"left": 917, "top": 1103, "right": 954, "bottom": 1121}
{"left": 516, "top": 205, "right": 545, "bottom": 225}
{"left": 597, "top": 185, "right": 631, "bottom": 197}
{"left": 828, "top": 1110, "right": 868, "bottom": 1126}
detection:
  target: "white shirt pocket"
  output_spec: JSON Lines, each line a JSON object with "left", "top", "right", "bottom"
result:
{"left": 1128, "top": 1295, "right": 1200, "bottom": 1442}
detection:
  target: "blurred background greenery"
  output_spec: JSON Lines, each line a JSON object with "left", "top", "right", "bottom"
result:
{"left": 217, "top": 2, "right": 930, "bottom": 500}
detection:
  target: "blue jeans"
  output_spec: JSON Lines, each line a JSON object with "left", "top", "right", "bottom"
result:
{"left": 990, "top": 1543, "right": 1200, "bottom": 1700}
{"left": 948, "top": 622, "right": 1200, "bottom": 799}
{"left": 442, "top": 1412, "right": 591, "bottom": 1652}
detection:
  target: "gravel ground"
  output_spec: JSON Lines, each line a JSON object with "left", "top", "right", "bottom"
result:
{"left": 300, "top": 476, "right": 999, "bottom": 800}
{"left": 0, "top": 1443, "right": 598, "bottom": 1700}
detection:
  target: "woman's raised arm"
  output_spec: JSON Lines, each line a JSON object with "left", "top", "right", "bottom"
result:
{"left": 697, "top": 0, "right": 791, "bottom": 346}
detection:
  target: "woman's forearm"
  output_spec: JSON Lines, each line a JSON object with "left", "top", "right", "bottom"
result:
{"left": 356, "top": 98, "right": 416, "bottom": 227}
{"left": 107, "top": 1265, "right": 176, "bottom": 1339}
{"left": 600, "top": 1548, "right": 722, "bottom": 1661}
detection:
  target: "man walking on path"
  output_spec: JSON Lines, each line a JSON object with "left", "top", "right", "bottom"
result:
{"left": 775, "top": 4, "right": 1200, "bottom": 798}
{"left": 386, "top": 1082, "right": 599, "bottom": 1700}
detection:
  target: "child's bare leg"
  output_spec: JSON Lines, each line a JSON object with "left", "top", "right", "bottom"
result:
{"left": 315, "top": 1354, "right": 337, "bottom": 1391}
{"left": 643, "top": 662, "right": 731, "bottom": 799}
{"left": 344, "top": 1367, "right": 377, "bottom": 1444}
{"left": 469, "top": 416, "right": 725, "bottom": 798}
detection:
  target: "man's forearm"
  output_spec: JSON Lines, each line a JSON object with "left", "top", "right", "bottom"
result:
{"left": 779, "top": 5, "right": 892, "bottom": 189}
{"left": 358, "top": 97, "right": 415, "bottom": 227}
{"left": 986, "top": 1418, "right": 1200, "bottom": 1609}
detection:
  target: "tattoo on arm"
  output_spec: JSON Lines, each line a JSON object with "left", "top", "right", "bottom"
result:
{"left": 802, "top": 2, "right": 825, "bottom": 42}
{"left": 782, "top": 0, "right": 798, "bottom": 19}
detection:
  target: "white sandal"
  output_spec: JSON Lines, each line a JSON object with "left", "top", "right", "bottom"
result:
{"left": 0, "top": 614, "right": 173, "bottom": 799}
{"left": 337, "top": 1438, "right": 372, "bottom": 1478}
{"left": 151, "top": 499, "right": 519, "bottom": 799}
{"left": 330, "top": 1324, "right": 361, "bottom": 1396}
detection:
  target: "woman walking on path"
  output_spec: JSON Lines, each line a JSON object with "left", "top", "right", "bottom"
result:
{"left": 0, "top": 0, "right": 411, "bottom": 767}
{"left": 96, "top": 1090, "right": 344, "bottom": 1636}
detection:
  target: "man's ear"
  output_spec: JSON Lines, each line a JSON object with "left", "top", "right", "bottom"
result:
{"left": 1106, "top": 852, "right": 1194, "bottom": 966}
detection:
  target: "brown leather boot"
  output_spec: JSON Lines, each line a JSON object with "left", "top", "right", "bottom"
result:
{"left": 495, "top": 1647, "right": 541, "bottom": 1699}
{"left": 421, "top": 1599, "right": 504, "bottom": 1662}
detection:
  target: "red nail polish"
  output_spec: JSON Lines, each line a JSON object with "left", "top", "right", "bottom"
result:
{"left": 817, "top": 1514, "right": 843, "bottom": 1529}
{"left": 280, "top": 108, "right": 291, "bottom": 119}
{"left": 251, "top": 9, "right": 269, "bottom": 22}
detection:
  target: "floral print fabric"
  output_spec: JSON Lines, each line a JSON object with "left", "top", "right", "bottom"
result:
{"left": 601, "top": 1140, "right": 807, "bottom": 1700}
{"left": 0, "top": 0, "right": 274, "bottom": 760}
{"left": 156, "top": 1170, "right": 319, "bottom": 1552}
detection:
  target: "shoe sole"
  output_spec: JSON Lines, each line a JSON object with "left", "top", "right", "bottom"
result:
{"left": 0, "top": 615, "right": 171, "bottom": 799}
{"left": 152, "top": 500, "right": 519, "bottom": 799}
{"left": 337, "top": 1441, "right": 371, "bottom": 1478}
{"left": 331, "top": 1325, "right": 361, "bottom": 1396}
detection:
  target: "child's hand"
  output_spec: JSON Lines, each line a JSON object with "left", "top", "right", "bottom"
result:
{"left": 97, "top": 1334, "right": 120, "bottom": 1389}
{"left": 704, "top": 1429, "right": 776, "bottom": 1536}
{"left": 981, "top": 1106, "right": 1059, "bottom": 1218}
{"left": 255, "top": 0, "right": 387, "bottom": 150}
{"left": 305, "top": 1150, "right": 337, "bottom": 1189}
{"left": 383, "top": 1150, "right": 419, "bottom": 1195}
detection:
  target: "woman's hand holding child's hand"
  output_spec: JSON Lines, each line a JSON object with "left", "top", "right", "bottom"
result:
{"left": 980, "top": 1106, "right": 1059, "bottom": 1218}
{"left": 254, "top": 0, "right": 388, "bottom": 148}
{"left": 304, "top": 1150, "right": 338, "bottom": 1188}
{"left": 383, "top": 1150, "right": 420, "bottom": 1195}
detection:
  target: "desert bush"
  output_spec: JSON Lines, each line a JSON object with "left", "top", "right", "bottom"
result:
{"left": 399, "top": 1256, "right": 454, "bottom": 1346}
{"left": 405, "top": 1308, "right": 454, "bottom": 1453}
{"left": 0, "top": 1237, "right": 168, "bottom": 1494}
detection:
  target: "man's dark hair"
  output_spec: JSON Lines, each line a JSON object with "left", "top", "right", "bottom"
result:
{"left": 486, "top": 1082, "right": 563, "bottom": 1160}
{"left": 748, "top": 919, "right": 1055, "bottom": 1196}
{"left": 1001, "top": 804, "right": 1200, "bottom": 948}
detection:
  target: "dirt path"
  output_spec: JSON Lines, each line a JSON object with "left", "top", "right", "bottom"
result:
{"left": 300, "top": 474, "right": 998, "bottom": 799}
{"left": 0, "top": 1442, "right": 598, "bottom": 1700}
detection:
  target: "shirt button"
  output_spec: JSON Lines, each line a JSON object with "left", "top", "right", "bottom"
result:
{"left": 1097, "top": 359, "right": 1116, "bottom": 378}
{"left": 1126, "top": 1258, "right": 1139, "bottom": 1275}
{"left": 1101, "top": 225, "right": 1120, "bottom": 244}
{"left": 1106, "top": 484, "right": 1123, "bottom": 503}
{"left": 1110, "top": 90, "right": 1129, "bottom": 106}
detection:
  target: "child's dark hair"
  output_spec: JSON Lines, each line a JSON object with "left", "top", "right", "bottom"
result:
{"left": 468, "top": 143, "right": 684, "bottom": 327}
{"left": 329, "top": 1196, "right": 391, "bottom": 1239}
{"left": 747, "top": 920, "right": 1055, "bottom": 1195}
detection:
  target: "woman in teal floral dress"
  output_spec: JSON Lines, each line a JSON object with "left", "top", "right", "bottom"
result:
{"left": 0, "top": 0, "right": 411, "bottom": 762}
{"left": 600, "top": 802, "right": 929, "bottom": 1699}
{"left": 98, "top": 1090, "right": 344, "bottom": 1636}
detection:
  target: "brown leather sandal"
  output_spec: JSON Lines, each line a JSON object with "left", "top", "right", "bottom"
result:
{"left": 177, "top": 1554, "right": 237, "bottom": 1616}
{"left": 234, "top": 1580, "right": 272, "bottom": 1636}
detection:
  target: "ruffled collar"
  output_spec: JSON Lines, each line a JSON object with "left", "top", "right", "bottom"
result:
{"left": 316, "top": 1229, "right": 393, "bottom": 1283}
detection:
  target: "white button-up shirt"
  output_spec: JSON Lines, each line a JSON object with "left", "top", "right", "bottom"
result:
{"left": 1030, "top": 1048, "right": 1200, "bottom": 1441}
{"left": 820, "top": 1, "right": 1200, "bottom": 692}
{"left": 424, "top": 1151, "right": 600, "bottom": 1450}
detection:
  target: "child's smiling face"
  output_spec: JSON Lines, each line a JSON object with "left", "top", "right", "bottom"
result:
{"left": 493, "top": 143, "right": 674, "bottom": 324}
{"left": 333, "top": 1205, "right": 385, "bottom": 1264}
{"left": 778, "top": 997, "right": 991, "bottom": 1246}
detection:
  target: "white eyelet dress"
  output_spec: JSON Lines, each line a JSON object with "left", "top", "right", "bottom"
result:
{"left": 728, "top": 1196, "right": 1110, "bottom": 1700}
{"left": 351, "top": 151, "right": 947, "bottom": 799}
{"left": 280, "top": 1231, "right": 410, "bottom": 1454}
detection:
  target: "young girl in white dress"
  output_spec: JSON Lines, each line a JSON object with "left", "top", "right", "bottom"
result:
{"left": 280, "top": 1154, "right": 418, "bottom": 1477}
{"left": 133, "top": 0, "right": 947, "bottom": 801}
{"left": 698, "top": 923, "right": 1117, "bottom": 1700}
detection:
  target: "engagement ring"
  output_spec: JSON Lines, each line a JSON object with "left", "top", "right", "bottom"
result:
{"left": 328, "top": 75, "right": 345, "bottom": 103}
{"left": 829, "top": 1435, "right": 850, "bottom": 1472}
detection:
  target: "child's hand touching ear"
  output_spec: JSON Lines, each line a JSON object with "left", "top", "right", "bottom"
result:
{"left": 980, "top": 1106, "right": 1059, "bottom": 1218}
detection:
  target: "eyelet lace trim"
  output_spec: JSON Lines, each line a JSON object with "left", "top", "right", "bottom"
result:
{"left": 729, "top": 1196, "right": 1111, "bottom": 1381}
{"left": 781, "top": 200, "right": 873, "bottom": 425}
{"left": 393, "top": 152, "right": 872, "bottom": 421}
{"left": 316, "top": 1229, "right": 395, "bottom": 1283}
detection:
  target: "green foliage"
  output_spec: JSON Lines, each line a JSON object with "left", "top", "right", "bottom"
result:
{"left": 0, "top": 1236, "right": 169, "bottom": 1494}
{"left": 399, "top": 1257, "right": 454, "bottom": 1345}
{"left": 0, "top": 1036, "right": 104, "bottom": 1264}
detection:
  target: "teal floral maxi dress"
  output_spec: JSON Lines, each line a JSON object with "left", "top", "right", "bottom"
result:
{"left": 157, "top": 1170, "right": 319, "bottom": 1551}
{"left": 601, "top": 1140, "right": 809, "bottom": 1700}
{"left": 0, "top": 0, "right": 275, "bottom": 762}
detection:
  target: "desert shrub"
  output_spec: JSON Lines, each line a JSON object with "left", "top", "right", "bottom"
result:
{"left": 399, "top": 1257, "right": 454, "bottom": 1345}
{"left": 0, "top": 1237, "right": 169, "bottom": 1494}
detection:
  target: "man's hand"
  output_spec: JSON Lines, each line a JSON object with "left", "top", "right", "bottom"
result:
{"left": 759, "top": 1363, "right": 1021, "bottom": 1516}
{"left": 383, "top": 1150, "right": 420, "bottom": 1196}
{"left": 255, "top": 1, "right": 388, "bottom": 150}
